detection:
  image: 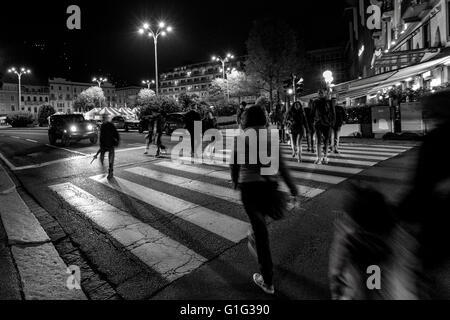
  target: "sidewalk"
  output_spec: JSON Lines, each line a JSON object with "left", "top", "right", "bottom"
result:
{"left": 0, "top": 164, "right": 86, "bottom": 300}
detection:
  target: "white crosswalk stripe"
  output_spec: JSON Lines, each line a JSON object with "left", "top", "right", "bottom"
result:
{"left": 49, "top": 182, "right": 207, "bottom": 282}
{"left": 89, "top": 175, "right": 250, "bottom": 243}
{"left": 47, "top": 141, "right": 414, "bottom": 288}
{"left": 156, "top": 161, "right": 325, "bottom": 198}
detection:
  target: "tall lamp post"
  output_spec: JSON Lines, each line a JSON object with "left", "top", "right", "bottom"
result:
{"left": 142, "top": 79, "right": 155, "bottom": 90}
{"left": 7, "top": 67, "right": 31, "bottom": 111}
{"left": 138, "top": 21, "right": 173, "bottom": 96}
{"left": 93, "top": 77, "right": 108, "bottom": 87}
{"left": 211, "top": 53, "right": 234, "bottom": 102}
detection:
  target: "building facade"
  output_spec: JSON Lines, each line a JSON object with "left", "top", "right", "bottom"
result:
{"left": 159, "top": 58, "right": 245, "bottom": 100}
{"left": 48, "top": 78, "right": 116, "bottom": 113}
{"left": 0, "top": 83, "right": 49, "bottom": 119}
{"left": 115, "top": 86, "right": 141, "bottom": 108}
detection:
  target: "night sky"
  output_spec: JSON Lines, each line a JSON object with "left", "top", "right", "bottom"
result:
{"left": 0, "top": 0, "right": 348, "bottom": 86}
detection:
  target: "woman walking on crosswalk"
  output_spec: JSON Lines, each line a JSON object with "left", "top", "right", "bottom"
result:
{"left": 231, "top": 104, "right": 299, "bottom": 295}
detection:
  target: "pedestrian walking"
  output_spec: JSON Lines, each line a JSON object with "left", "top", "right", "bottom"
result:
{"left": 144, "top": 111, "right": 166, "bottom": 157}
{"left": 398, "top": 90, "right": 450, "bottom": 299}
{"left": 184, "top": 106, "right": 202, "bottom": 157}
{"left": 237, "top": 102, "right": 247, "bottom": 127}
{"left": 331, "top": 100, "right": 347, "bottom": 154}
{"left": 230, "top": 104, "right": 299, "bottom": 295}
{"left": 274, "top": 104, "right": 287, "bottom": 144}
{"left": 311, "top": 90, "right": 335, "bottom": 165}
{"left": 304, "top": 100, "right": 316, "bottom": 153}
{"left": 99, "top": 114, "right": 120, "bottom": 180}
{"left": 284, "top": 101, "right": 308, "bottom": 162}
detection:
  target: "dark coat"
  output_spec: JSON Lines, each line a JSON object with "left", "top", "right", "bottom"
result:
{"left": 100, "top": 122, "right": 120, "bottom": 149}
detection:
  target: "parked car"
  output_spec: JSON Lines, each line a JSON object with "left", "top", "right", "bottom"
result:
{"left": 111, "top": 116, "right": 126, "bottom": 130}
{"left": 48, "top": 114, "right": 98, "bottom": 147}
{"left": 124, "top": 118, "right": 140, "bottom": 132}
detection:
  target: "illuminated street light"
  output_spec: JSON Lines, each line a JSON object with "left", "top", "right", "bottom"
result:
{"left": 138, "top": 20, "right": 173, "bottom": 96}
{"left": 7, "top": 67, "right": 31, "bottom": 111}
{"left": 92, "top": 77, "right": 108, "bottom": 87}
{"left": 211, "top": 53, "right": 235, "bottom": 101}
{"left": 142, "top": 79, "right": 156, "bottom": 89}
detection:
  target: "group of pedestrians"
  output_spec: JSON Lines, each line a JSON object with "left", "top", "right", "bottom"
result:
{"left": 270, "top": 89, "right": 347, "bottom": 165}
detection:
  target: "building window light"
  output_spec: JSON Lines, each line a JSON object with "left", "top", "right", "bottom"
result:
{"left": 422, "top": 71, "right": 431, "bottom": 79}
{"left": 430, "top": 78, "right": 442, "bottom": 88}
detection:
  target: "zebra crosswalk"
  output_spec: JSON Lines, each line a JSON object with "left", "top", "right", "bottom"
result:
{"left": 48, "top": 141, "right": 415, "bottom": 290}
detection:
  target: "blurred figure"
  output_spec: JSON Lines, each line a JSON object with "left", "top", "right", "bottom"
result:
{"left": 144, "top": 111, "right": 166, "bottom": 157}
{"left": 304, "top": 100, "right": 316, "bottom": 153}
{"left": 329, "top": 183, "right": 420, "bottom": 300}
{"left": 274, "top": 104, "right": 287, "bottom": 144}
{"left": 184, "top": 106, "right": 202, "bottom": 157}
{"left": 311, "top": 90, "right": 335, "bottom": 164}
{"left": 331, "top": 101, "right": 347, "bottom": 154}
{"left": 285, "top": 101, "right": 308, "bottom": 162}
{"left": 399, "top": 90, "right": 450, "bottom": 299}
{"left": 99, "top": 114, "right": 120, "bottom": 179}
{"left": 231, "top": 105, "right": 299, "bottom": 295}
{"left": 237, "top": 101, "right": 247, "bottom": 127}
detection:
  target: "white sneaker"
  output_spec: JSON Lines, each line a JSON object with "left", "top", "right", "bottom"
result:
{"left": 314, "top": 158, "right": 323, "bottom": 165}
{"left": 323, "top": 157, "right": 329, "bottom": 165}
{"left": 253, "top": 273, "right": 275, "bottom": 295}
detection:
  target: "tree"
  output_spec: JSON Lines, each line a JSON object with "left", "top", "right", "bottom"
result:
{"left": 136, "top": 95, "right": 181, "bottom": 119}
{"left": 75, "top": 86, "right": 106, "bottom": 112}
{"left": 245, "top": 19, "right": 303, "bottom": 110}
{"left": 136, "top": 88, "right": 156, "bottom": 107}
{"left": 37, "top": 105, "right": 56, "bottom": 126}
{"left": 178, "top": 93, "right": 200, "bottom": 111}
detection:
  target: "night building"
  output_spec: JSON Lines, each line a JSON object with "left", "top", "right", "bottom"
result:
{"left": 159, "top": 58, "right": 245, "bottom": 100}
{"left": 48, "top": 78, "right": 116, "bottom": 113}
{"left": 115, "top": 86, "right": 142, "bottom": 108}
{"left": 0, "top": 83, "right": 49, "bottom": 119}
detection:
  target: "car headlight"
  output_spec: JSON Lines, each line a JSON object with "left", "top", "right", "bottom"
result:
{"left": 87, "top": 124, "right": 93, "bottom": 131}
{"left": 70, "top": 125, "right": 77, "bottom": 133}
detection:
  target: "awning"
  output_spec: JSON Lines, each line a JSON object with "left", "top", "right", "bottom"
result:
{"left": 368, "top": 56, "right": 450, "bottom": 94}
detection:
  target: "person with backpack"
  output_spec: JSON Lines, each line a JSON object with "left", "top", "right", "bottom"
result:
{"left": 311, "top": 89, "right": 335, "bottom": 165}
{"left": 284, "top": 101, "right": 308, "bottom": 163}
{"left": 230, "top": 105, "right": 299, "bottom": 295}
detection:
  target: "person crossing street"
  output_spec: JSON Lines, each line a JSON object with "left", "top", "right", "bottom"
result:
{"left": 99, "top": 114, "right": 120, "bottom": 180}
{"left": 284, "top": 101, "right": 308, "bottom": 163}
{"left": 311, "top": 89, "right": 335, "bottom": 165}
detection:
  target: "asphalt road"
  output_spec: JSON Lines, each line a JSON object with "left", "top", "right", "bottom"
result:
{"left": 0, "top": 126, "right": 421, "bottom": 300}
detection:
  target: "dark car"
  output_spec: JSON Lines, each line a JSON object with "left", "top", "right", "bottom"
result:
{"left": 48, "top": 114, "right": 98, "bottom": 147}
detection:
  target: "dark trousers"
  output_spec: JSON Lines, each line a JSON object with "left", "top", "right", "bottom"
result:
{"left": 146, "top": 132, "right": 165, "bottom": 154}
{"left": 240, "top": 182, "right": 274, "bottom": 286}
{"left": 100, "top": 147, "right": 115, "bottom": 171}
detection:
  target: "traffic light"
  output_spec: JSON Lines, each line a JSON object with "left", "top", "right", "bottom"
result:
{"left": 295, "top": 78, "right": 304, "bottom": 95}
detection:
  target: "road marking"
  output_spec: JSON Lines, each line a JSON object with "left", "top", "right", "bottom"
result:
{"left": 282, "top": 145, "right": 398, "bottom": 156}
{"left": 154, "top": 161, "right": 325, "bottom": 198}
{"left": 89, "top": 175, "right": 250, "bottom": 243}
{"left": 45, "top": 144, "right": 88, "bottom": 156}
{"left": 11, "top": 136, "right": 20, "bottom": 139}
{"left": 333, "top": 146, "right": 408, "bottom": 153}
{"left": 49, "top": 182, "right": 207, "bottom": 282}
{"left": 0, "top": 152, "right": 17, "bottom": 171}
{"left": 116, "top": 146, "right": 146, "bottom": 153}
{"left": 281, "top": 149, "right": 389, "bottom": 161}
{"left": 10, "top": 156, "right": 86, "bottom": 171}
{"left": 25, "top": 139, "right": 38, "bottom": 143}
{"left": 125, "top": 167, "right": 241, "bottom": 204}
{"left": 283, "top": 161, "right": 363, "bottom": 175}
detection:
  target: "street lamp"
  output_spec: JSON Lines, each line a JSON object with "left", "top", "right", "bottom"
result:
{"left": 323, "top": 70, "right": 334, "bottom": 97}
{"left": 7, "top": 67, "right": 31, "bottom": 111}
{"left": 138, "top": 21, "right": 173, "bottom": 96}
{"left": 142, "top": 79, "right": 155, "bottom": 90}
{"left": 93, "top": 77, "right": 108, "bottom": 87}
{"left": 211, "top": 53, "right": 234, "bottom": 101}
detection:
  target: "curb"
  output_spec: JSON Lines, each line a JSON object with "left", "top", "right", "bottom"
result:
{"left": 0, "top": 163, "right": 87, "bottom": 300}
